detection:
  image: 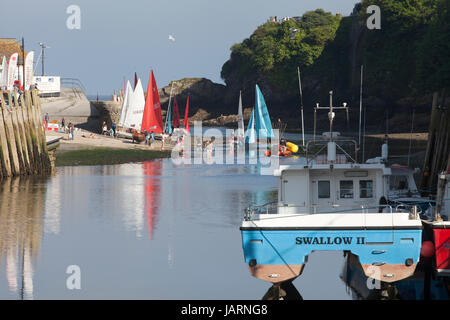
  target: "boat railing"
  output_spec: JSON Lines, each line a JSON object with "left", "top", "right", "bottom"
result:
{"left": 305, "top": 139, "right": 358, "bottom": 165}
{"left": 244, "top": 202, "right": 421, "bottom": 221}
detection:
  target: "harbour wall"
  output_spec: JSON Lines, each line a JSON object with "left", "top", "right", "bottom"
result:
{"left": 0, "top": 89, "right": 51, "bottom": 179}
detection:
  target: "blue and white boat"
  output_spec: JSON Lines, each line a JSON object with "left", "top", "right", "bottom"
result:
{"left": 240, "top": 93, "right": 423, "bottom": 284}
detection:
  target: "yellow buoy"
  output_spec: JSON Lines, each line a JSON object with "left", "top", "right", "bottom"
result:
{"left": 286, "top": 142, "right": 299, "bottom": 153}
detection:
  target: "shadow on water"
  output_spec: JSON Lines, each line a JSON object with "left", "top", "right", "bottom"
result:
{"left": 262, "top": 280, "right": 303, "bottom": 300}
{"left": 0, "top": 176, "right": 48, "bottom": 300}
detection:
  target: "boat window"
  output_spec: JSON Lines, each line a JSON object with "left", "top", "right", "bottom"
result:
{"left": 389, "top": 175, "right": 409, "bottom": 190}
{"left": 318, "top": 181, "right": 330, "bottom": 198}
{"left": 359, "top": 180, "right": 373, "bottom": 198}
{"left": 340, "top": 180, "right": 354, "bottom": 199}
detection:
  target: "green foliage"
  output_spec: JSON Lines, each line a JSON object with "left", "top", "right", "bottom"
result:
{"left": 221, "top": 9, "right": 341, "bottom": 90}
{"left": 415, "top": 0, "right": 450, "bottom": 92}
{"left": 222, "top": 0, "right": 449, "bottom": 106}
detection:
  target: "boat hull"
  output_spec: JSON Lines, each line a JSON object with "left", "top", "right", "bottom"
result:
{"left": 432, "top": 225, "right": 450, "bottom": 276}
{"left": 241, "top": 228, "right": 421, "bottom": 283}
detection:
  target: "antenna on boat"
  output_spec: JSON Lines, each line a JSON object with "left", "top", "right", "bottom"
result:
{"left": 314, "top": 91, "right": 348, "bottom": 142}
{"left": 358, "top": 65, "right": 363, "bottom": 149}
{"left": 297, "top": 67, "right": 305, "bottom": 147}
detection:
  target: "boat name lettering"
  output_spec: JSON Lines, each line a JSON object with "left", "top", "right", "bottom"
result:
{"left": 295, "top": 236, "right": 365, "bottom": 245}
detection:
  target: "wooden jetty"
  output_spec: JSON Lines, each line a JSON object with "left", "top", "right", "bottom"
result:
{"left": 0, "top": 89, "right": 51, "bottom": 179}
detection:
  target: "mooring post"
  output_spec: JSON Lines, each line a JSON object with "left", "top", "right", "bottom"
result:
{"left": 11, "top": 89, "right": 26, "bottom": 174}
{"left": 32, "top": 89, "right": 51, "bottom": 173}
{"left": 0, "top": 90, "right": 12, "bottom": 178}
{"left": 3, "top": 91, "right": 21, "bottom": 176}
{"left": 25, "top": 90, "right": 41, "bottom": 173}
{"left": 16, "top": 93, "right": 31, "bottom": 174}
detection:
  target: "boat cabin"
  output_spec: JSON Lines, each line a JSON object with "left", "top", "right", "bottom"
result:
{"left": 275, "top": 163, "right": 389, "bottom": 214}
{"left": 274, "top": 134, "right": 397, "bottom": 215}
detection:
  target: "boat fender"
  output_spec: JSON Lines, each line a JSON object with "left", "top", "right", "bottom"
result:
{"left": 249, "top": 259, "right": 257, "bottom": 267}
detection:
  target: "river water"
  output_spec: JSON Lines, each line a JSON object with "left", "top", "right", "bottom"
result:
{"left": 0, "top": 148, "right": 445, "bottom": 300}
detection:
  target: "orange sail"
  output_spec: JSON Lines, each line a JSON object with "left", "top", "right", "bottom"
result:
{"left": 184, "top": 96, "right": 190, "bottom": 133}
{"left": 141, "top": 69, "right": 164, "bottom": 133}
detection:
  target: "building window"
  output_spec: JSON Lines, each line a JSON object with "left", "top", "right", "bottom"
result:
{"left": 340, "top": 180, "right": 354, "bottom": 199}
{"left": 360, "top": 180, "right": 373, "bottom": 198}
{"left": 318, "top": 181, "right": 330, "bottom": 198}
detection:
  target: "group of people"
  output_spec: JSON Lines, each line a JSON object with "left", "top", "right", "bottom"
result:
{"left": 102, "top": 121, "right": 117, "bottom": 137}
{"left": 60, "top": 117, "right": 75, "bottom": 140}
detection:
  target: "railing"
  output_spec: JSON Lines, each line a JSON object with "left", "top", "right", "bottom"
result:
{"left": 305, "top": 139, "right": 358, "bottom": 166}
{"left": 61, "top": 77, "right": 87, "bottom": 99}
{"left": 244, "top": 202, "right": 422, "bottom": 221}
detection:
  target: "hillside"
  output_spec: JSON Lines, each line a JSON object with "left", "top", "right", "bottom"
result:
{"left": 219, "top": 0, "right": 450, "bottom": 133}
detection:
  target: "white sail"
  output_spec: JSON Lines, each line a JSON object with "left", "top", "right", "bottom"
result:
{"left": 0, "top": 56, "right": 6, "bottom": 88}
{"left": 123, "top": 78, "right": 145, "bottom": 130}
{"left": 118, "top": 81, "right": 132, "bottom": 127}
{"left": 237, "top": 90, "right": 244, "bottom": 139}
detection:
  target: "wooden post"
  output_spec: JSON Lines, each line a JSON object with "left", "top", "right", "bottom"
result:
{"left": 2, "top": 91, "right": 21, "bottom": 176}
{"left": 25, "top": 90, "right": 42, "bottom": 173}
{"left": 0, "top": 90, "right": 12, "bottom": 177}
{"left": 16, "top": 93, "right": 31, "bottom": 174}
{"left": 11, "top": 90, "right": 25, "bottom": 174}
{"left": 32, "top": 89, "right": 51, "bottom": 173}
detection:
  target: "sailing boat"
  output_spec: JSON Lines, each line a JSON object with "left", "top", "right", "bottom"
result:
{"left": 141, "top": 69, "right": 164, "bottom": 134}
{"left": 244, "top": 85, "right": 273, "bottom": 144}
{"left": 244, "top": 108, "right": 256, "bottom": 144}
{"left": 166, "top": 101, "right": 172, "bottom": 134}
{"left": 254, "top": 84, "right": 274, "bottom": 139}
{"left": 184, "top": 96, "right": 190, "bottom": 133}
{"left": 118, "top": 80, "right": 132, "bottom": 128}
{"left": 123, "top": 78, "right": 145, "bottom": 130}
{"left": 172, "top": 96, "right": 180, "bottom": 128}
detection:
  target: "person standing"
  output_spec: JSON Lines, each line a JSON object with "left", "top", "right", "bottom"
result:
{"left": 111, "top": 121, "right": 117, "bottom": 138}
{"left": 70, "top": 123, "right": 75, "bottom": 140}
{"left": 44, "top": 113, "right": 49, "bottom": 131}
{"left": 61, "top": 117, "right": 65, "bottom": 133}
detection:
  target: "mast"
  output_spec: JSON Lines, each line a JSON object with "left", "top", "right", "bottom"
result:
{"left": 297, "top": 67, "right": 305, "bottom": 147}
{"left": 164, "top": 82, "right": 174, "bottom": 133}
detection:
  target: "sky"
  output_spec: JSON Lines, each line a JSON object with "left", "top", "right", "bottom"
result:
{"left": 1, "top": 0, "right": 358, "bottom": 95}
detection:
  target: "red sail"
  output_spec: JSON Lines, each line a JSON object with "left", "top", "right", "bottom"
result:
{"left": 141, "top": 69, "right": 164, "bottom": 133}
{"left": 184, "top": 96, "right": 190, "bottom": 133}
{"left": 172, "top": 96, "right": 180, "bottom": 128}
{"left": 134, "top": 72, "right": 138, "bottom": 90}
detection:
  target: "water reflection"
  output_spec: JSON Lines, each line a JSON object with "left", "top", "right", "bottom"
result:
{"left": 340, "top": 252, "right": 450, "bottom": 300}
{"left": 0, "top": 177, "right": 47, "bottom": 300}
{"left": 143, "top": 161, "right": 162, "bottom": 239}
{"left": 262, "top": 281, "right": 303, "bottom": 300}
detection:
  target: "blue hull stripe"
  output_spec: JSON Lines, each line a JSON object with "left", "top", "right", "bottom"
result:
{"left": 241, "top": 229, "right": 422, "bottom": 265}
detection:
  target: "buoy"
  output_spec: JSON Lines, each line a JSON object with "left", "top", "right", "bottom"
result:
{"left": 265, "top": 150, "right": 271, "bottom": 157}
{"left": 286, "top": 142, "right": 299, "bottom": 153}
{"left": 420, "top": 241, "right": 435, "bottom": 258}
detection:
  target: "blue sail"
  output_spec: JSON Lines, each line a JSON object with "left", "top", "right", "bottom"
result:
{"left": 255, "top": 85, "right": 274, "bottom": 138}
{"left": 167, "top": 103, "right": 172, "bottom": 134}
{"left": 245, "top": 108, "right": 256, "bottom": 143}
